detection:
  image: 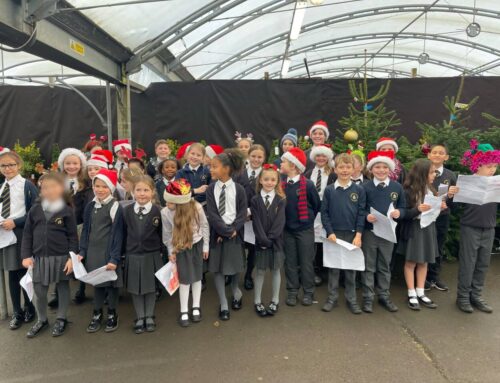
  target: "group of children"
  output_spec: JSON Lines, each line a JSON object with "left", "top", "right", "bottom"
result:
{"left": 0, "top": 121, "right": 498, "bottom": 339}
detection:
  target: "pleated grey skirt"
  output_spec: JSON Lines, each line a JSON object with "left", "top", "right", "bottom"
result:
{"left": 0, "top": 244, "right": 21, "bottom": 271}
{"left": 176, "top": 240, "right": 203, "bottom": 285}
{"left": 255, "top": 248, "right": 284, "bottom": 271}
{"left": 32, "top": 256, "right": 71, "bottom": 286}
{"left": 405, "top": 220, "right": 438, "bottom": 264}
{"left": 208, "top": 237, "right": 245, "bottom": 275}
{"left": 125, "top": 251, "right": 163, "bottom": 295}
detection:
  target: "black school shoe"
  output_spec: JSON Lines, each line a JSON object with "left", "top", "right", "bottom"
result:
{"left": 285, "top": 295, "right": 297, "bottom": 307}
{"left": 254, "top": 303, "right": 268, "bottom": 317}
{"left": 219, "top": 309, "right": 230, "bottom": 321}
{"left": 347, "top": 301, "right": 362, "bottom": 315}
{"left": 9, "top": 312, "right": 24, "bottom": 330}
{"left": 52, "top": 318, "right": 68, "bottom": 337}
{"left": 471, "top": 298, "right": 493, "bottom": 313}
{"left": 134, "top": 318, "right": 145, "bottom": 334}
{"left": 456, "top": 300, "right": 474, "bottom": 313}
{"left": 430, "top": 279, "right": 449, "bottom": 292}
{"left": 407, "top": 297, "right": 420, "bottom": 311}
{"left": 24, "top": 307, "right": 36, "bottom": 323}
{"left": 379, "top": 298, "right": 399, "bottom": 312}
{"left": 267, "top": 302, "right": 279, "bottom": 316}
{"left": 145, "top": 317, "right": 156, "bottom": 332}
{"left": 362, "top": 300, "right": 373, "bottom": 314}
{"left": 231, "top": 298, "right": 242, "bottom": 310}
{"left": 244, "top": 277, "right": 254, "bottom": 290}
{"left": 26, "top": 320, "right": 49, "bottom": 338}
{"left": 104, "top": 309, "right": 119, "bottom": 332}
{"left": 73, "top": 290, "right": 87, "bottom": 305}
{"left": 191, "top": 307, "right": 202, "bottom": 323}
{"left": 418, "top": 295, "right": 438, "bottom": 309}
{"left": 87, "top": 310, "right": 103, "bottom": 333}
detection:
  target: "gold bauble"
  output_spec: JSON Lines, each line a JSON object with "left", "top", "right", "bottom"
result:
{"left": 344, "top": 128, "right": 359, "bottom": 142}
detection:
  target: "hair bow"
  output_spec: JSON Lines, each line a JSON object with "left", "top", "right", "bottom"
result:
{"left": 262, "top": 163, "right": 278, "bottom": 171}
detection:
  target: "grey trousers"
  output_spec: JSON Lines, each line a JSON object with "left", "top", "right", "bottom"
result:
{"left": 34, "top": 281, "right": 70, "bottom": 321}
{"left": 327, "top": 231, "right": 357, "bottom": 303}
{"left": 284, "top": 228, "right": 315, "bottom": 297}
{"left": 361, "top": 230, "right": 394, "bottom": 301}
{"left": 457, "top": 225, "right": 495, "bottom": 303}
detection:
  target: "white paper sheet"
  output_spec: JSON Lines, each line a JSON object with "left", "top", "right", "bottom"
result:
{"left": 0, "top": 218, "right": 17, "bottom": 249}
{"left": 370, "top": 205, "right": 398, "bottom": 243}
{"left": 69, "top": 251, "right": 87, "bottom": 279}
{"left": 438, "top": 183, "right": 449, "bottom": 198}
{"left": 454, "top": 175, "right": 500, "bottom": 205}
{"left": 244, "top": 221, "right": 255, "bottom": 245}
{"left": 20, "top": 266, "right": 34, "bottom": 302}
{"left": 155, "top": 261, "right": 179, "bottom": 296}
{"left": 314, "top": 213, "right": 326, "bottom": 243}
{"left": 79, "top": 266, "right": 117, "bottom": 286}
{"left": 322, "top": 238, "right": 365, "bottom": 271}
{"left": 420, "top": 194, "right": 443, "bottom": 228}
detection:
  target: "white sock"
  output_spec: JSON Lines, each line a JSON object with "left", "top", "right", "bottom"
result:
{"left": 179, "top": 284, "right": 190, "bottom": 313}
{"left": 408, "top": 289, "right": 417, "bottom": 297}
{"left": 416, "top": 288, "right": 425, "bottom": 297}
{"left": 191, "top": 280, "right": 202, "bottom": 309}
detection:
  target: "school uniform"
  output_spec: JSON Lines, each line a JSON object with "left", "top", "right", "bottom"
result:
{"left": 146, "top": 157, "right": 166, "bottom": 181}
{"left": 176, "top": 164, "right": 211, "bottom": 205}
{"left": 123, "top": 202, "right": 163, "bottom": 295}
{"left": 0, "top": 175, "right": 38, "bottom": 321}
{"left": 389, "top": 158, "right": 406, "bottom": 185}
{"left": 427, "top": 166, "right": 457, "bottom": 283}
{"left": 80, "top": 195, "right": 124, "bottom": 312}
{"left": 457, "top": 202, "right": 498, "bottom": 304}
{"left": 65, "top": 177, "right": 80, "bottom": 196}
{"left": 21, "top": 202, "right": 79, "bottom": 322}
{"left": 399, "top": 190, "right": 438, "bottom": 264}
{"left": 351, "top": 174, "right": 370, "bottom": 185}
{"left": 162, "top": 202, "right": 209, "bottom": 284}
{"left": 321, "top": 180, "right": 366, "bottom": 304}
{"left": 282, "top": 174, "right": 321, "bottom": 300}
{"left": 73, "top": 180, "right": 94, "bottom": 225}
{"left": 115, "top": 159, "right": 128, "bottom": 180}
{"left": 361, "top": 178, "right": 406, "bottom": 303}
{"left": 206, "top": 179, "right": 247, "bottom": 275}
{"left": 155, "top": 177, "right": 175, "bottom": 208}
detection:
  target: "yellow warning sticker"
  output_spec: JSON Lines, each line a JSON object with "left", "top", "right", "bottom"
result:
{"left": 70, "top": 39, "right": 85, "bottom": 56}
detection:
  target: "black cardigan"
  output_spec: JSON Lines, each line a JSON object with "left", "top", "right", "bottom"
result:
{"left": 122, "top": 204, "right": 163, "bottom": 254}
{"left": 206, "top": 181, "right": 247, "bottom": 245}
{"left": 21, "top": 203, "right": 79, "bottom": 259}
{"left": 250, "top": 194, "right": 286, "bottom": 251}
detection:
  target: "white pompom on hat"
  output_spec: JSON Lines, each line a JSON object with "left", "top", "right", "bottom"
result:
{"left": 58, "top": 148, "right": 87, "bottom": 171}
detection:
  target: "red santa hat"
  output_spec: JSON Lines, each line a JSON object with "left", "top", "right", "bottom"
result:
{"left": 58, "top": 148, "right": 87, "bottom": 170}
{"left": 308, "top": 120, "right": 330, "bottom": 140}
{"left": 93, "top": 168, "right": 118, "bottom": 192}
{"left": 87, "top": 149, "right": 113, "bottom": 169}
{"left": 176, "top": 142, "right": 194, "bottom": 160}
{"left": 205, "top": 144, "right": 224, "bottom": 159}
{"left": 367, "top": 150, "right": 396, "bottom": 171}
{"left": 376, "top": 137, "right": 398, "bottom": 153}
{"left": 112, "top": 139, "right": 132, "bottom": 154}
{"left": 309, "top": 144, "right": 335, "bottom": 167}
{"left": 281, "top": 147, "right": 307, "bottom": 173}
{"left": 164, "top": 178, "right": 192, "bottom": 204}
{"left": 0, "top": 147, "right": 10, "bottom": 156}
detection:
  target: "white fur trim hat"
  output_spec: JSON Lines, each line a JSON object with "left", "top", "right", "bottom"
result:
{"left": 376, "top": 137, "right": 399, "bottom": 153}
{"left": 309, "top": 144, "right": 335, "bottom": 167}
{"left": 0, "top": 147, "right": 10, "bottom": 156}
{"left": 58, "top": 148, "right": 87, "bottom": 171}
{"left": 93, "top": 169, "right": 118, "bottom": 192}
{"left": 308, "top": 120, "right": 330, "bottom": 140}
{"left": 367, "top": 150, "right": 396, "bottom": 171}
{"left": 281, "top": 147, "right": 307, "bottom": 173}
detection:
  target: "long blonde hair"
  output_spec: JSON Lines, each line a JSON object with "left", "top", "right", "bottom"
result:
{"left": 172, "top": 200, "right": 200, "bottom": 252}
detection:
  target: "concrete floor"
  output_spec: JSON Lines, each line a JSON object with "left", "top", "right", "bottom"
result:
{"left": 0, "top": 257, "right": 499, "bottom": 383}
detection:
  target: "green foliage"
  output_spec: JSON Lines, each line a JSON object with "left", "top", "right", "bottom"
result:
{"left": 267, "top": 136, "right": 312, "bottom": 164}
{"left": 13, "top": 141, "right": 43, "bottom": 178}
{"left": 165, "top": 139, "right": 180, "bottom": 157}
{"left": 50, "top": 143, "right": 61, "bottom": 165}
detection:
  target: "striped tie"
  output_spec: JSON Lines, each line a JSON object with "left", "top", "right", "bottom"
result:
{"left": 138, "top": 206, "right": 145, "bottom": 220}
{"left": 69, "top": 180, "right": 75, "bottom": 195}
{"left": 264, "top": 195, "right": 270, "bottom": 209}
{"left": 218, "top": 184, "right": 226, "bottom": 216}
{"left": 1, "top": 183, "right": 10, "bottom": 218}
{"left": 315, "top": 169, "right": 322, "bottom": 193}
{"left": 249, "top": 170, "right": 256, "bottom": 182}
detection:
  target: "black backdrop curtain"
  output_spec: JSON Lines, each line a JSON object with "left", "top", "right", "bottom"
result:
{"left": 0, "top": 77, "right": 497, "bottom": 163}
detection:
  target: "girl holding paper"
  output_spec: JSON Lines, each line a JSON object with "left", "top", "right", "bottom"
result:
{"left": 21, "top": 172, "right": 78, "bottom": 338}
{"left": 400, "top": 159, "right": 445, "bottom": 311}
{"left": 123, "top": 175, "right": 164, "bottom": 334}
{"left": 161, "top": 179, "right": 209, "bottom": 327}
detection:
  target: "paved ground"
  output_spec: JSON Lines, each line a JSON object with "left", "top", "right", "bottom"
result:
{"left": 0, "top": 256, "right": 499, "bottom": 383}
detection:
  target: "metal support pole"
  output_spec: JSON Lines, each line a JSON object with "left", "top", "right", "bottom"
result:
{"left": 0, "top": 270, "right": 8, "bottom": 320}
{"left": 105, "top": 81, "right": 113, "bottom": 149}
{"left": 116, "top": 76, "right": 131, "bottom": 142}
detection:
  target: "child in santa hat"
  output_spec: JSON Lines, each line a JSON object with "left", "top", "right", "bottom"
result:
{"left": 203, "top": 144, "right": 224, "bottom": 167}
{"left": 280, "top": 147, "right": 321, "bottom": 306}
{"left": 455, "top": 141, "right": 500, "bottom": 314}
{"left": 376, "top": 137, "right": 406, "bottom": 184}
{"left": 112, "top": 139, "right": 131, "bottom": 179}
{"left": 79, "top": 168, "right": 124, "bottom": 333}
{"left": 305, "top": 120, "right": 330, "bottom": 171}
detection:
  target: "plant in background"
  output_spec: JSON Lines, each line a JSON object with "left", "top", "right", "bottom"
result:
{"left": 165, "top": 138, "right": 180, "bottom": 158}
{"left": 13, "top": 141, "right": 43, "bottom": 179}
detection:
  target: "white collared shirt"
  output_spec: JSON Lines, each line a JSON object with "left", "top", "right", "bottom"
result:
{"left": 247, "top": 166, "right": 262, "bottom": 180}
{"left": 214, "top": 179, "right": 237, "bottom": 225}
{"left": 65, "top": 177, "right": 79, "bottom": 194}
{"left": 373, "top": 177, "right": 390, "bottom": 187}
{"left": 0, "top": 174, "right": 26, "bottom": 220}
{"left": 163, "top": 177, "right": 174, "bottom": 186}
{"left": 435, "top": 166, "right": 444, "bottom": 177}
{"left": 134, "top": 201, "right": 152, "bottom": 215}
{"left": 115, "top": 160, "right": 128, "bottom": 170}
{"left": 287, "top": 174, "right": 300, "bottom": 184}
{"left": 351, "top": 175, "right": 364, "bottom": 183}
{"left": 310, "top": 166, "right": 329, "bottom": 198}
{"left": 334, "top": 180, "right": 352, "bottom": 190}
{"left": 189, "top": 164, "right": 200, "bottom": 172}
{"left": 93, "top": 195, "right": 118, "bottom": 221}
{"left": 260, "top": 189, "right": 275, "bottom": 206}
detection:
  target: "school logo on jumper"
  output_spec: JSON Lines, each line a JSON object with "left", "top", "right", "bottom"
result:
{"left": 443, "top": 179, "right": 449, "bottom": 185}
{"left": 54, "top": 217, "right": 64, "bottom": 225}
{"left": 152, "top": 216, "right": 160, "bottom": 227}
{"left": 350, "top": 192, "right": 358, "bottom": 202}
{"left": 390, "top": 192, "right": 398, "bottom": 201}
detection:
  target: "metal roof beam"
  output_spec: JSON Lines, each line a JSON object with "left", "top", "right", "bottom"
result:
{"left": 263, "top": 53, "right": 466, "bottom": 79}
{"left": 231, "top": 33, "right": 498, "bottom": 79}
{"left": 200, "top": 4, "right": 500, "bottom": 79}
{"left": 302, "top": 67, "right": 414, "bottom": 79}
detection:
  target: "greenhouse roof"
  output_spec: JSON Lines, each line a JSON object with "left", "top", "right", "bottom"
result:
{"left": 1, "top": 0, "right": 500, "bottom": 87}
